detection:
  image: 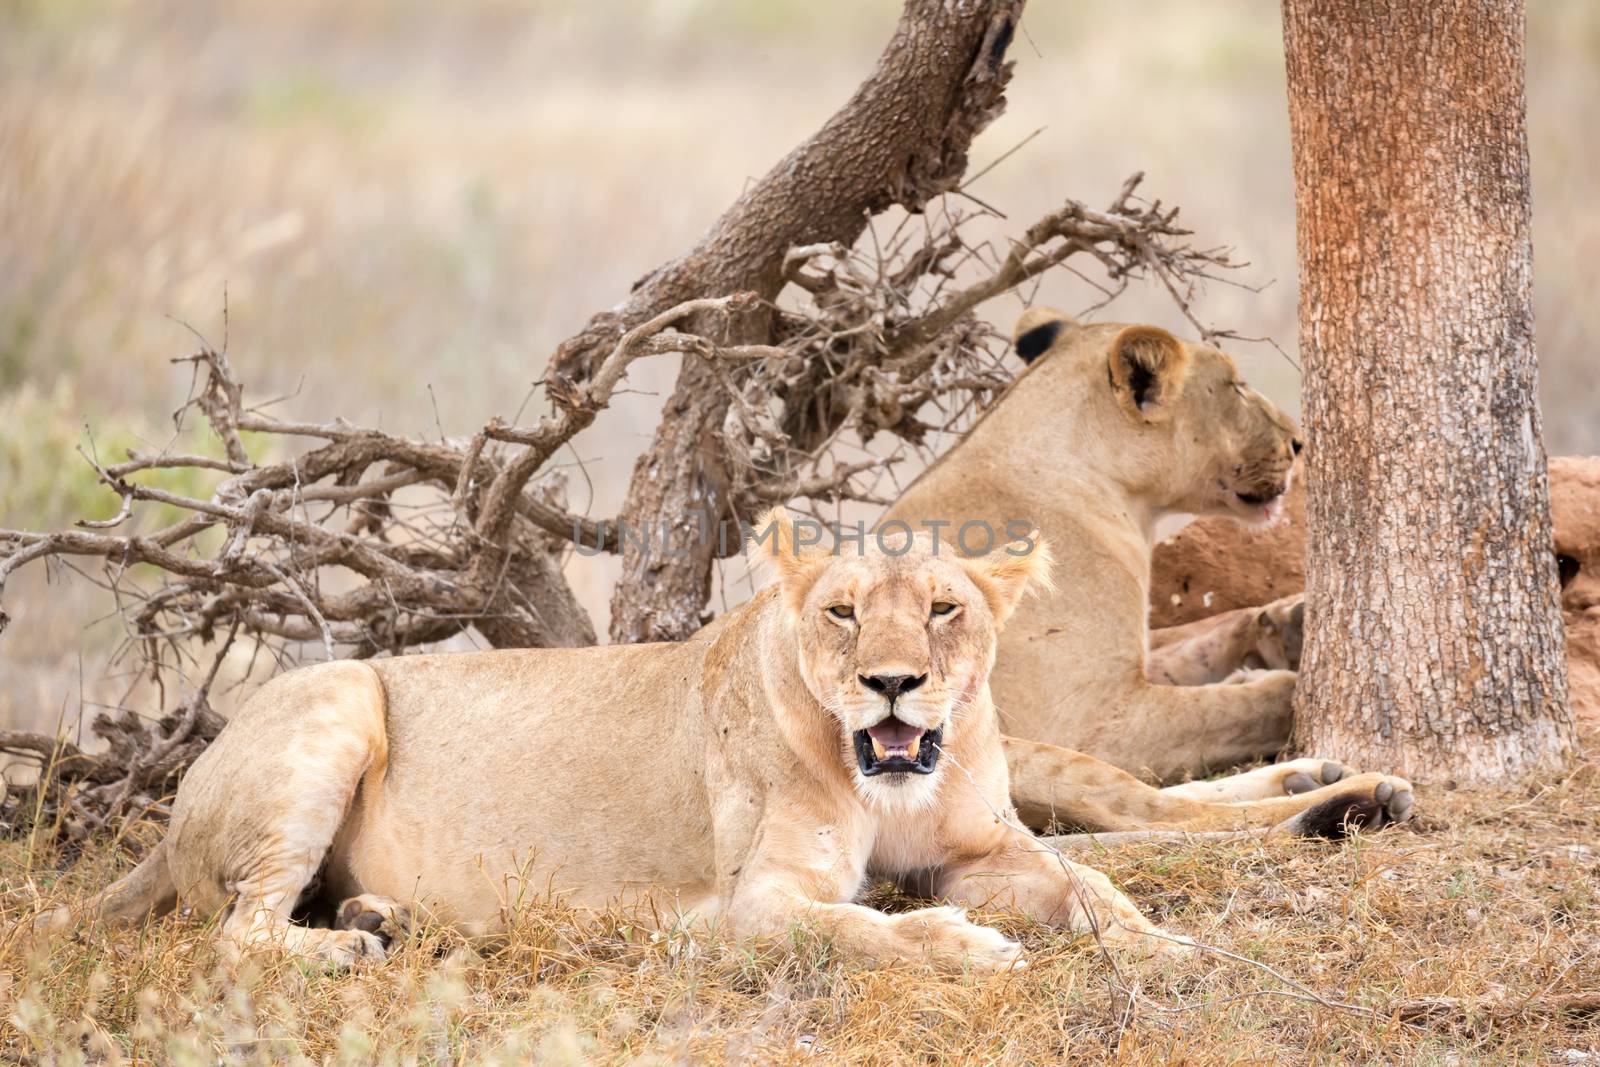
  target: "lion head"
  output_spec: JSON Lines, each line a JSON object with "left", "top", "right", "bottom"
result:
{"left": 1012, "top": 308, "right": 1302, "bottom": 526}
{"left": 751, "top": 508, "right": 1052, "bottom": 809}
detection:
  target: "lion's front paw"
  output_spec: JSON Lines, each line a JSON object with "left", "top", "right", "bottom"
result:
{"left": 1282, "top": 772, "right": 1415, "bottom": 838}
{"left": 335, "top": 894, "right": 412, "bottom": 950}
{"left": 892, "top": 906, "right": 1025, "bottom": 974}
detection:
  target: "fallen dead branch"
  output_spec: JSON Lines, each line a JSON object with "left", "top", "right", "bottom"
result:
{"left": 0, "top": 294, "right": 763, "bottom": 837}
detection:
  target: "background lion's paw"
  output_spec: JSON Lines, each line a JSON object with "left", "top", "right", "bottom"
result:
{"left": 1283, "top": 773, "right": 1415, "bottom": 838}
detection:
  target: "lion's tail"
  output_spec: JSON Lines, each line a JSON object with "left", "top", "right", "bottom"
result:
{"left": 31, "top": 838, "right": 176, "bottom": 938}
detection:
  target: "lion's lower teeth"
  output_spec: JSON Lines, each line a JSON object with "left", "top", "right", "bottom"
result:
{"left": 906, "top": 735, "right": 921, "bottom": 761}
{"left": 870, "top": 737, "right": 887, "bottom": 761}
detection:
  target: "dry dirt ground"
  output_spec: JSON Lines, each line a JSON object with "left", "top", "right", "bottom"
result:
{"left": 2, "top": 724, "right": 1597, "bottom": 1064}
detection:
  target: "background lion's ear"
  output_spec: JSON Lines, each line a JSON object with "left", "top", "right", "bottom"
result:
{"left": 1107, "top": 325, "right": 1191, "bottom": 422}
{"left": 749, "top": 506, "right": 829, "bottom": 609}
{"left": 963, "top": 533, "right": 1055, "bottom": 626}
{"left": 1012, "top": 307, "right": 1078, "bottom": 364}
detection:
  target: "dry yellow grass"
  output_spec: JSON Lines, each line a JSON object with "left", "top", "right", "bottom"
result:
{"left": 4, "top": 725, "right": 1598, "bottom": 1064}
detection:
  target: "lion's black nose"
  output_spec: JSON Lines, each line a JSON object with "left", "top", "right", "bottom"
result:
{"left": 860, "top": 674, "right": 927, "bottom": 699}
{"left": 1291, "top": 437, "right": 1304, "bottom": 456}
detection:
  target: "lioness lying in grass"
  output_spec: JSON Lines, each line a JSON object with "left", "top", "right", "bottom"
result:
{"left": 45, "top": 510, "right": 1408, "bottom": 972}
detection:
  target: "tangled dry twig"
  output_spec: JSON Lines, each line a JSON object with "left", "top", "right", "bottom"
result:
{"left": 715, "top": 173, "right": 1243, "bottom": 521}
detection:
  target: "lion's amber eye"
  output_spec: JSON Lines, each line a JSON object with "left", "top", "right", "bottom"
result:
{"left": 827, "top": 604, "right": 855, "bottom": 621}
{"left": 931, "top": 601, "right": 958, "bottom": 617}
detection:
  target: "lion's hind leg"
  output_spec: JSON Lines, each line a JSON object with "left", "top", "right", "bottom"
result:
{"left": 221, "top": 882, "right": 386, "bottom": 966}
{"left": 1276, "top": 777, "right": 1416, "bottom": 838}
{"left": 1154, "top": 759, "right": 1418, "bottom": 834}
{"left": 173, "top": 661, "right": 393, "bottom": 968}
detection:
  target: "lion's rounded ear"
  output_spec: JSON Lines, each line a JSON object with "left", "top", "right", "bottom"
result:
{"left": 963, "top": 532, "right": 1055, "bottom": 626}
{"left": 748, "top": 506, "right": 830, "bottom": 608}
{"left": 1107, "top": 325, "right": 1191, "bottom": 422}
{"left": 1013, "top": 307, "right": 1078, "bottom": 365}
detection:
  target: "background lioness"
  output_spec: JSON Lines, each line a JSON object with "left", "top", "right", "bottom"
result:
{"left": 888, "top": 310, "right": 1387, "bottom": 798}
{"left": 52, "top": 510, "right": 1406, "bottom": 971}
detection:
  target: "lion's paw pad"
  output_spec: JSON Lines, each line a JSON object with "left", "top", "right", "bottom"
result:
{"left": 1281, "top": 758, "right": 1357, "bottom": 795}
{"left": 335, "top": 895, "right": 412, "bottom": 949}
{"left": 1289, "top": 773, "right": 1415, "bottom": 838}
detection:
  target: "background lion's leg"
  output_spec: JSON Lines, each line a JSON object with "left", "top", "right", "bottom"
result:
{"left": 1146, "top": 595, "right": 1305, "bottom": 685}
{"left": 1112, "top": 672, "right": 1300, "bottom": 781}
{"left": 1159, "top": 757, "right": 1357, "bottom": 801}
{"left": 1002, "top": 737, "right": 1415, "bottom": 836}
{"left": 1040, "top": 829, "right": 1252, "bottom": 850}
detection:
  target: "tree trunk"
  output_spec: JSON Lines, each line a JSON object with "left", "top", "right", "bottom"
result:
{"left": 546, "top": 0, "right": 1025, "bottom": 644}
{"left": 1282, "top": 0, "right": 1573, "bottom": 783}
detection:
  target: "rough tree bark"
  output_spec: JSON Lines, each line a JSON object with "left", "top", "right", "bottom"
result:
{"left": 1282, "top": 0, "right": 1574, "bottom": 783}
{"left": 548, "top": 0, "right": 1026, "bottom": 644}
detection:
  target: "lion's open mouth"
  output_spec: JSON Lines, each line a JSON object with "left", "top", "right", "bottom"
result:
{"left": 1226, "top": 482, "right": 1289, "bottom": 525}
{"left": 1233, "top": 486, "right": 1283, "bottom": 507}
{"left": 853, "top": 715, "right": 942, "bottom": 776}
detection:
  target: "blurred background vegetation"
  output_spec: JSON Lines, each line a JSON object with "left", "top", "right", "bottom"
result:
{"left": 2, "top": 0, "right": 1596, "bottom": 731}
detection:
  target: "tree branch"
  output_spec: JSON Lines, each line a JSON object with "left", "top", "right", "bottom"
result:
{"left": 579, "top": 0, "right": 1028, "bottom": 644}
